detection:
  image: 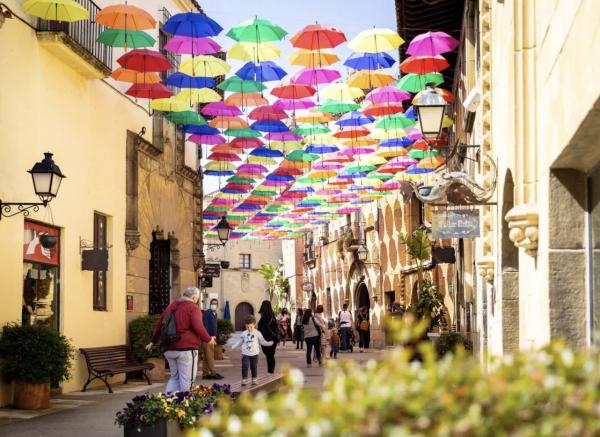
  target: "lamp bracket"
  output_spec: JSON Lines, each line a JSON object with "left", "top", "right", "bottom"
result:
{"left": 79, "top": 237, "right": 113, "bottom": 255}
{"left": 0, "top": 200, "right": 47, "bottom": 221}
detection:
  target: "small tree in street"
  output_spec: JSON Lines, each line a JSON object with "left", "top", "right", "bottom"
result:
{"left": 401, "top": 229, "right": 432, "bottom": 298}
{"left": 259, "top": 261, "right": 289, "bottom": 305}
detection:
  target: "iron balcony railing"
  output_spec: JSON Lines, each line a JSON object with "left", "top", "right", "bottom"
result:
{"left": 37, "top": 0, "right": 112, "bottom": 70}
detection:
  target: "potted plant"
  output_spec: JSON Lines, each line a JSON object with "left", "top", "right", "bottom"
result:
{"left": 0, "top": 323, "right": 74, "bottom": 409}
{"left": 115, "top": 384, "right": 231, "bottom": 436}
{"left": 406, "top": 280, "right": 444, "bottom": 334}
{"left": 129, "top": 315, "right": 164, "bottom": 382}
{"left": 215, "top": 319, "right": 234, "bottom": 360}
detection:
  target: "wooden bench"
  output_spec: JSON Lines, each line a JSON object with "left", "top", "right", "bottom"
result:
{"left": 80, "top": 345, "right": 154, "bottom": 393}
{"left": 228, "top": 373, "right": 283, "bottom": 397}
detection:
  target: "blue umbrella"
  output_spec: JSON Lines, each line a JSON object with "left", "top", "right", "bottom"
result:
{"left": 306, "top": 144, "right": 339, "bottom": 154}
{"left": 380, "top": 138, "right": 413, "bottom": 148}
{"left": 335, "top": 111, "right": 375, "bottom": 127}
{"left": 224, "top": 301, "right": 231, "bottom": 321}
{"left": 204, "top": 170, "right": 234, "bottom": 176}
{"left": 236, "top": 203, "right": 263, "bottom": 210}
{"left": 163, "top": 12, "right": 223, "bottom": 37}
{"left": 236, "top": 61, "right": 287, "bottom": 82}
{"left": 166, "top": 72, "right": 215, "bottom": 89}
{"left": 344, "top": 52, "right": 396, "bottom": 70}
{"left": 250, "top": 120, "right": 289, "bottom": 133}
{"left": 405, "top": 164, "right": 434, "bottom": 174}
{"left": 267, "top": 174, "right": 295, "bottom": 182}
{"left": 182, "top": 124, "right": 220, "bottom": 135}
{"left": 250, "top": 147, "right": 284, "bottom": 158}
{"left": 404, "top": 106, "right": 418, "bottom": 120}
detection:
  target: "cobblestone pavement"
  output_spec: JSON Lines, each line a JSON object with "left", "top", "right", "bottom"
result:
{"left": 0, "top": 335, "right": 381, "bottom": 436}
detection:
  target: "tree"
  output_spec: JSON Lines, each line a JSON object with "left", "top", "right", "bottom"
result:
{"left": 400, "top": 229, "right": 432, "bottom": 299}
{"left": 259, "top": 262, "right": 289, "bottom": 305}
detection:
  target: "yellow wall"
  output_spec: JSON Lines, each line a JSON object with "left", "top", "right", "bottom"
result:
{"left": 0, "top": 8, "right": 154, "bottom": 400}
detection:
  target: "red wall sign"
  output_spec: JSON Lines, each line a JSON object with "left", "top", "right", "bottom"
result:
{"left": 23, "top": 221, "right": 60, "bottom": 266}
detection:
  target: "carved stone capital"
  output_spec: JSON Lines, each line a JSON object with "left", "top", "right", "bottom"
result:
{"left": 477, "top": 258, "right": 495, "bottom": 284}
{"left": 505, "top": 204, "right": 539, "bottom": 256}
{"left": 125, "top": 230, "right": 141, "bottom": 255}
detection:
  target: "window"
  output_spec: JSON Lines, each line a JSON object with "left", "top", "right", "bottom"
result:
{"left": 93, "top": 213, "right": 107, "bottom": 311}
{"left": 240, "top": 254, "right": 251, "bottom": 269}
{"left": 410, "top": 194, "right": 424, "bottom": 231}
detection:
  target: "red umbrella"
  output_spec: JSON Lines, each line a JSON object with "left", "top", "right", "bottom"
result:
{"left": 125, "top": 83, "right": 172, "bottom": 99}
{"left": 290, "top": 24, "right": 347, "bottom": 50}
{"left": 363, "top": 102, "right": 404, "bottom": 117}
{"left": 230, "top": 137, "right": 264, "bottom": 149}
{"left": 400, "top": 55, "right": 450, "bottom": 74}
{"left": 249, "top": 105, "right": 288, "bottom": 121}
{"left": 271, "top": 79, "right": 316, "bottom": 99}
{"left": 117, "top": 49, "right": 171, "bottom": 72}
{"left": 207, "top": 153, "right": 242, "bottom": 161}
{"left": 333, "top": 127, "right": 370, "bottom": 139}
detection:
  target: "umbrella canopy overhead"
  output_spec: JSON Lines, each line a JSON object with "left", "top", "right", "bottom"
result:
{"left": 97, "top": 29, "right": 155, "bottom": 48}
{"left": 163, "top": 12, "right": 223, "bottom": 37}
{"left": 96, "top": 3, "right": 155, "bottom": 30}
{"left": 348, "top": 28, "right": 404, "bottom": 53}
{"left": 24, "top": 0, "right": 88, "bottom": 21}
{"left": 290, "top": 24, "right": 347, "bottom": 50}
{"left": 227, "top": 17, "right": 287, "bottom": 42}
{"left": 164, "top": 36, "right": 222, "bottom": 55}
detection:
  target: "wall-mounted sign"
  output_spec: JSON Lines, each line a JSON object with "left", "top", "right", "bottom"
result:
{"left": 432, "top": 209, "right": 480, "bottom": 239}
{"left": 202, "top": 263, "right": 221, "bottom": 278}
{"left": 432, "top": 247, "right": 456, "bottom": 264}
{"left": 302, "top": 282, "right": 314, "bottom": 292}
{"left": 127, "top": 294, "right": 134, "bottom": 311}
{"left": 201, "top": 276, "right": 213, "bottom": 288}
{"left": 23, "top": 221, "right": 60, "bottom": 266}
{"left": 82, "top": 249, "right": 109, "bottom": 271}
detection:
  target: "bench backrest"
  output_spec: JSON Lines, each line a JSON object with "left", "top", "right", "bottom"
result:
{"left": 80, "top": 345, "right": 140, "bottom": 370}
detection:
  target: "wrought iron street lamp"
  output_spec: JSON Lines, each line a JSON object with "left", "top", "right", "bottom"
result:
{"left": 0, "top": 152, "right": 66, "bottom": 220}
{"left": 215, "top": 216, "right": 232, "bottom": 245}
{"left": 414, "top": 83, "right": 447, "bottom": 138}
{"left": 357, "top": 244, "right": 368, "bottom": 262}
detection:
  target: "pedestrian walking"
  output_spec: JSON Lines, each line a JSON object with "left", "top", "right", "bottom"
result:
{"left": 314, "top": 305, "right": 328, "bottom": 363}
{"left": 338, "top": 303, "right": 353, "bottom": 352}
{"left": 357, "top": 306, "right": 370, "bottom": 352}
{"left": 147, "top": 287, "right": 215, "bottom": 393}
{"left": 277, "top": 308, "right": 291, "bottom": 349}
{"left": 202, "top": 298, "right": 224, "bottom": 380}
{"left": 257, "top": 300, "right": 279, "bottom": 374}
{"left": 330, "top": 327, "right": 340, "bottom": 359}
{"left": 230, "top": 315, "right": 273, "bottom": 385}
{"left": 303, "top": 308, "right": 325, "bottom": 367}
{"left": 293, "top": 308, "right": 304, "bottom": 350}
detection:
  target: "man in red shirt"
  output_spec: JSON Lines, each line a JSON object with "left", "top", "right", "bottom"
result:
{"left": 147, "top": 287, "right": 215, "bottom": 393}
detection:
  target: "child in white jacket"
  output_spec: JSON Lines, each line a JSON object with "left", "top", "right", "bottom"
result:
{"left": 230, "top": 315, "right": 273, "bottom": 385}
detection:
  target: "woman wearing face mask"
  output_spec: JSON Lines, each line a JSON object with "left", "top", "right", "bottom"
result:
{"left": 202, "top": 298, "right": 224, "bottom": 380}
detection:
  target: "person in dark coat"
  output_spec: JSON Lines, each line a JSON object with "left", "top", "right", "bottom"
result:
{"left": 294, "top": 308, "right": 305, "bottom": 349}
{"left": 257, "top": 300, "right": 279, "bottom": 374}
{"left": 202, "top": 298, "right": 224, "bottom": 380}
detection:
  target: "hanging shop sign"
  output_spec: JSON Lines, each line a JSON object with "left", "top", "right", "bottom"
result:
{"left": 23, "top": 221, "right": 60, "bottom": 266}
{"left": 431, "top": 209, "right": 480, "bottom": 239}
{"left": 200, "top": 276, "right": 213, "bottom": 288}
{"left": 202, "top": 263, "right": 221, "bottom": 278}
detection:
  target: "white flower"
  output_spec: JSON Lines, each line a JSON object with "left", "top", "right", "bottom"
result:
{"left": 227, "top": 416, "right": 242, "bottom": 434}
{"left": 199, "top": 429, "right": 214, "bottom": 437}
{"left": 252, "top": 409, "right": 270, "bottom": 426}
{"left": 561, "top": 349, "right": 574, "bottom": 367}
{"left": 288, "top": 368, "right": 305, "bottom": 387}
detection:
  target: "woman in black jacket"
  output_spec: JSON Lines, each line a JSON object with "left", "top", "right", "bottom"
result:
{"left": 257, "top": 300, "right": 279, "bottom": 374}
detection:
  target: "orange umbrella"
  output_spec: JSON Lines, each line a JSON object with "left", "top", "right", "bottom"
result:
{"left": 333, "top": 127, "right": 370, "bottom": 139}
{"left": 110, "top": 68, "right": 161, "bottom": 83}
{"left": 211, "top": 144, "right": 243, "bottom": 154}
{"left": 96, "top": 4, "right": 156, "bottom": 30}
{"left": 341, "top": 137, "right": 378, "bottom": 147}
{"left": 225, "top": 92, "right": 268, "bottom": 107}
{"left": 289, "top": 49, "right": 340, "bottom": 67}
{"left": 295, "top": 109, "right": 333, "bottom": 124}
{"left": 363, "top": 102, "right": 404, "bottom": 117}
{"left": 209, "top": 116, "right": 249, "bottom": 129}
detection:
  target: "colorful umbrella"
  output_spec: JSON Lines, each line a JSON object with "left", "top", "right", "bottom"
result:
{"left": 335, "top": 111, "right": 374, "bottom": 127}
{"left": 400, "top": 55, "right": 450, "bottom": 74}
{"left": 164, "top": 36, "right": 222, "bottom": 55}
{"left": 227, "top": 17, "right": 287, "bottom": 42}
{"left": 293, "top": 68, "right": 341, "bottom": 85}
{"left": 224, "top": 127, "right": 262, "bottom": 138}
{"left": 397, "top": 72, "right": 444, "bottom": 92}
{"left": 188, "top": 134, "right": 226, "bottom": 145}
{"left": 289, "top": 49, "right": 340, "bottom": 67}
{"left": 117, "top": 49, "right": 171, "bottom": 72}
{"left": 293, "top": 124, "right": 330, "bottom": 135}
{"left": 166, "top": 72, "right": 215, "bottom": 88}
{"left": 295, "top": 109, "right": 333, "bottom": 124}
{"left": 318, "top": 100, "right": 360, "bottom": 114}
{"left": 363, "top": 102, "right": 404, "bottom": 117}
{"left": 126, "top": 83, "right": 172, "bottom": 99}
{"left": 225, "top": 93, "right": 268, "bottom": 107}
{"left": 249, "top": 105, "right": 288, "bottom": 121}
{"left": 95, "top": 3, "right": 155, "bottom": 29}
{"left": 235, "top": 61, "right": 287, "bottom": 82}
{"left": 209, "top": 116, "right": 248, "bottom": 129}
{"left": 250, "top": 120, "right": 289, "bottom": 132}
{"left": 407, "top": 31, "right": 459, "bottom": 56}
{"left": 218, "top": 76, "right": 266, "bottom": 93}
{"left": 272, "top": 80, "right": 316, "bottom": 99}
{"left": 230, "top": 137, "right": 264, "bottom": 149}
{"left": 290, "top": 24, "right": 346, "bottom": 50}
{"left": 228, "top": 42, "right": 281, "bottom": 62}
{"left": 166, "top": 111, "right": 207, "bottom": 126}
{"left": 24, "top": 0, "right": 88, "bottom": 21}
{"left": 286, "top": 150, "right": 319, "bottom": 162}
{"left": 344, "top": 52, "right": 396, "bottom": 70}
{"left": 149, "top": 98, "right": 188, "bottom": 112}
{"left": 110, "top": 68, "right": 161, "bottom": 83}
{"left": 321, "top": 83, "right": 364, "bottom": 100}
{"left": 365, "top": 86, "right": 411, "bottom": 103}
{"left": 347, "top": 70, "right": 395, "bottom": 89}
{"left": 97, "top": 29, "right": 155, "bottom": 48}
{"left": 376, "top": 114, "right": 417, "bottom": 130}
{"left": 347, "top": 28, "right": 404, "bottom": 53}
{"left": 201, "top": 102, "right": 243, "bottom": 117}
{"left": 175, "top": 88, "right": 222, "bottom": 103}
{"left": 163, "top": 12, "right": 223, "bottom": 37}
{"left": 273, "top": 98, "right": 316, "bottom": 111}
{"left": 179, "top": 55, "right": 231, "bottom": 76}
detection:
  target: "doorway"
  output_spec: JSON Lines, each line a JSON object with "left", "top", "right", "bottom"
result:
{"left": 235, "top": 302, "right": 254, "bottom": 331}
{"left": 149, "top": 231, "right": 171, "bottom": 315}
{"left": 356, "top": 282, "right": 370, "bottom": 311}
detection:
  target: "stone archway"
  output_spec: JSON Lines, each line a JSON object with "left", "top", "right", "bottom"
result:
{"left": 234, "top": 302, "right": 254, "bottom": 331}
{"left": 356, "top": 282, "right": 370, "bottom": 311}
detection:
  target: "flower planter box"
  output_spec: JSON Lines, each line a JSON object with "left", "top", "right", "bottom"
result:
{"left": 14, "top": 381, "right": 50, "bottom": 410}
{"left": 124, "top": 418, "right": 166, "bottom": 437}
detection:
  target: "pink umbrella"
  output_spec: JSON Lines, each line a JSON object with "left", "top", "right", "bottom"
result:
{"left": 201, "top": 102, "right": 242, "bottom": 117}
{"left": 212, "top": 198, "right": 238, "bottom": 205}
{"left": 337, "top": 206, "right": 360, "bottom": 214}
{"left": 365, "top": 86, "right": 411, "bottom": 104}
{"left": 238, "top": 163, "right": 268, "bottom": 173}
{"left": 340, "top": 147, "right": 376, "bottom": 156}
{"left": 164, "top": 36, "right": 222, "bottom": 55}
{"left": 273, "top": 98, "right": 316, "bottom": 111}
{"left": 407, "top": 31, "right": 460, "bottom": 56}
{"left": 230, "top": 138, "right": 264, "bottom": 149}
{"left": 313, "top": 161, "right": 343, "bottom": 170}
{"left": 188, "top": 134, "right": 226, "bottom": 145}
{"left": 374, "top": 180, "right": 401, "bottom": 191}
{"left": 265, "top": 131, "right": 302, "bottom": 141}
{"left": 292, "top": 68, "right": 341, "bottom": 85}
{"left": 249, "top": 105, "right": 288, "bottom": 121}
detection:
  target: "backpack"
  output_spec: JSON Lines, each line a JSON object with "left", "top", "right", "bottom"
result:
{"left": 159, "top": 307, "right": 181, "bottom": 346}
{"left": 359, "top": 318, "right": 370, "bottom": 331}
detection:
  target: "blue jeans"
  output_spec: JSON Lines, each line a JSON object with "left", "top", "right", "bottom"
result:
{"left": 164, "top": 349, "right": 198, "bottom": 393}
{"left": 242, "top": 354, "right": 258, "bottom": 379}
{"left": 330, "top": 344, "right": 339, "bottom": 358}
{"left": 340, "top": 327, "right": 352, "bottom": 350}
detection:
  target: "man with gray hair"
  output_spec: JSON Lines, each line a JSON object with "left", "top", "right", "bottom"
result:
{"left": 148, "top": 287, "right": 215, "bottom": 392}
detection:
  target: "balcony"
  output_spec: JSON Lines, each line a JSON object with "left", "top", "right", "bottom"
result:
{"left": 36, "top": 0, "right": 112, "bottom": 79}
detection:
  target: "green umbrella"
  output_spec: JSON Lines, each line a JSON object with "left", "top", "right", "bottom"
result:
{"left": 408, "top": 149, "right": 441, "bottom": 159}
{"left": 286, "top": 149, "right": 319, "bottom": 162}
{"left": 318, "top": 99, "right": 360, "bottom": 114}
{"left": 224, "top": 128, "right": 262, "bottom": 138}
{"left": 97, "top": 28, "right": 156, "bottom": 48}
{"left": 166, "top": 111, "right": 207, "bottom": 126}
{"left": 236, "top": 225, "right": 256, "bottom": 231}
{"left": 228, "top": 176, "right": 256, "bottom": 184}
{"left": 397, "top": 73, "right": 444, "bottom": 93}
{"left": 205, "top": 206, "right": 229, "bottom": 213}
{"left": 218, "top": 76, "right": 266, "bottom": 93}
{"left": 251, "top": 189, "right": 276, "bottom": 197}
{"left": 375, "top": 114, "right": 417, "bottom": 130}
{"left": 265, "top": 205, "right": 290, "bottom": 212}
{"left": 296, "top": 176, "right": 325, "bottom": 184}
{"left": 367, "top": 171, "right": 393, "bottom": 180}
{"left": 343, "top": 163, "right": 376, "bottom": 174}
{"left": 227, "top": 17, "right": 288, "bottom": 42}
{"left": 227, "top": 215, "right": 251, "bottom": 222}
{"left": 293, "top": 124, "right": 330, "bottom": 135}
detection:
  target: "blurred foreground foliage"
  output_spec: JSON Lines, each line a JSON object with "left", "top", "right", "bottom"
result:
{"left": 193, "top": 315, "right": 600, "bottom": 436}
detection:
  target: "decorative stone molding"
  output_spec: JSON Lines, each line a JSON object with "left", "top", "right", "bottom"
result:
{"left": 125, "top": 230, "right": 140, "bottom": 255}
{"left": 477, "top": 259, "right": 495, "bottom": 284}
{"left": 505, "top": 204, "right": 539, "bottom": 256}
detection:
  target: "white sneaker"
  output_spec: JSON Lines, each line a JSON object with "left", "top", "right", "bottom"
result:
{"left": 242, "top": 379, "right": 248, "bottom": 386}
{"left": 252, "top": 378, "right": 258, "bottom": 385}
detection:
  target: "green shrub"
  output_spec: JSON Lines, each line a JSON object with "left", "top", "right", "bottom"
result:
{"left": 0, "top": 323, "right": 74, "bottom": 384}
{"left": 129, "top": 315, "right": 162, "bottom": 361}
{"left": 436, "top": 332, "right": 472, "bottom": 357}
{"left": 216, "top": 319, "right": 234, "bottom": 346}
{"left": 192, "top": 316, "right": 600, "bottom": 436}
{"left": 406, "top": 279, "right": 444, "bottom": 330}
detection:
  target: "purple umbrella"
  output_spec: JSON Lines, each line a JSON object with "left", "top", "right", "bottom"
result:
{"left": 407, "top": 31, "right": 460, "bottom": 56}
{"left": 238, "top": 163, "right": 268, "bottom": 173}
{"left": 292, "top": 68, "right": 341, "bottom": 85}
{"left": 188, "top": 134, "right": 226, "bottom": 145}
{"left": 201, "top": 102, "right": 242, "bottom": 117}
{"left": 313, "top": 161, "right": 343, "bottom": 170}
{"left": 265, "top": 131, "right": 302, "bottom": 141}
{"left": 365, "top": 86, "right": 411, "bottom": 104}
{"left": 340, "top": 147, "right": 376, "bottom": 156}
{"left": 164, "top": 36, "right": 222, "bottom": 55}
{"left": 273, "top": 99, "right": 316, "bottom": 111}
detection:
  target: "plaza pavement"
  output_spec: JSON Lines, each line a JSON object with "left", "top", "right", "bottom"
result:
{"left": 0, "top": 335, "right": 381, "bottom": 436}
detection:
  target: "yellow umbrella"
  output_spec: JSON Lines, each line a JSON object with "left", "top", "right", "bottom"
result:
{"left": 348, "top": 28, "right": 404, "bottom": 53}
{"left": 375, "top": 148, "right": 408, "bottom": 159}
{"left": 295, "top": 109, "right": 333, "bottom": 124}
{"left": 215, "top": 192, "right": 245, "bottom": 200}
{"left": 150, "top": 98, "right": 189, "bottom": 112}
{"left": 321, "top": 83, "right": 364, "bottom": 101}
{"left": 303, "top": 134, "right": 336, "bottom": 145}
{"left": 179, "top": 55, "right": 231, "bottom": 77}
{"left": 204, "top": 161, "right": 236, "bottom": 171}
{"left": 248, "top": 156, "right": 277, "bottom": 165}
{"left": 307, "top": 170, "right": 337, "bottom": 179}
{"left": 347, "top": 70, "right": 395, "bottom": 89}
{"left": 24, "top": 0, "right": 88, "bottom": 21}
{"left": 341, "top": 138, "right": 378, "bottom": 147}
{"left": 394, "top": 172, "right": 422, "bottom": 181}
{"left": 270, "top": 141, "right": 303, "bottom": 152}
{"left": 359, "top": 155, "right": 387, "bottom": 166}
{"left": 418, "top": 156, "right": 445, "bottom": 169}
{"left": 228, "top": 42, "right": 281, "bottom": 62}
{"left": 371, "top": 128, "right": 407, "bottom": 140}
{"left": 289, "top": 49, "right": 340, "bottom": 67}
{"left": 175, "top": 88, "right": 222, "bottom": 104}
